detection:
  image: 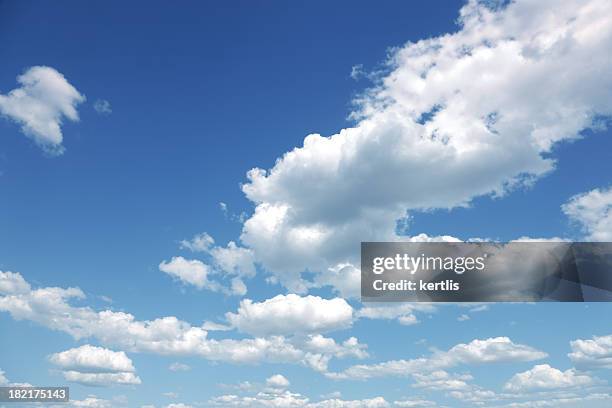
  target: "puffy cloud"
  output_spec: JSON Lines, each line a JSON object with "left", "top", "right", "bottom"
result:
{"left": 328, "top": 337, "right": 546, "bottom": 380}
{"left": 225, "top": 294, "right": 353, "bottom": 336}
{"left": 237, "top": 0, "right": 612, "bottom": 294}
{"left": 562, "top": 187, "right": 612, "bottom": 241}
{"left": 568, "top": 334, "right": 612, "bottom": 369}
{"left": 0, "top": 368, "right": 7, "bottom": 385}
{"left": 159, "top": 257, "right": 211, "bottom": 290}
{"left": 49, "top": 345, "right": 140, "bottom": 387}
{"left": 0, "top": 66, "right": 85, "bottom": 154}
{"left": 0, "top": 270, "right": 31, "bottom": 295}
{"left": 266, "top": 374, "right": 290, "bottom": 388}
{"left": 49, "top": 345, "right": 135, "bottom": 373}
{"left": 169, "top": 233, "right": 256, "bottom": 295}
{"left": 504, "top": 364, "right": 596, "bottom": 392}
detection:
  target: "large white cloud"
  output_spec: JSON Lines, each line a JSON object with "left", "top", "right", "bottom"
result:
{"left": 568, "top": 334, "right": 612, "bottom": 369}
{"left": 0, "top": 66, "right": 85, "bottom": 154}
{"left": 503, "top": 364, "right": 596, "bottom": 392}
{"left": 562, "top": 187, "right": 612, "bottom": 241}
{"left": 236, "top": 0, "right": 612, "bottom": 293}
{"left": 225, "top": 294, "right": 353, "bottom": 336}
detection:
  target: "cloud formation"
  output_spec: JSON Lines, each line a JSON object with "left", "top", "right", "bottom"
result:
{"left": 49, "top": 345, "right": 141, "bottom": 386}
{"left": 235, "top": 0, "right": 612, "bottom": 294}
{"left": 0, "top": 66, "right": 85, "bottom": 154}
{"left": 563, "top": 187, "right": 612, "bottom": 241}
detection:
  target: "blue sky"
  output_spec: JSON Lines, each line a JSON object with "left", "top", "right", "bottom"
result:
{"left": 1, "top": 1, "right": 612, "bottom": 407}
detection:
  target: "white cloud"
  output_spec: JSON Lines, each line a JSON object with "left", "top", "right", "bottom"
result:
{"left": 568, "top": 334, "right": 612, "bottom": 369}
{"left": 356, "top": 303, "right": 435, "bottom": 326}
{"left": 49, "top": 345, "right": 135, "bottom": 373}
{"left": 62, "top": 370, "right": 141, "bottom": 386}
{"left": 0, "top": 368, "right": 7, "bottom": 385}
{"left": 225, "top": 294, "right": 353, "bottom": 336}
{"left": 172, "top": 233, "right": 256, "bottom": 295}
{"left": 168, "top": 362, "right": 190, "bottom": 372}
{"left": 180, "top": 232, "right": 215, "bottom": 252}
{"left": 0, "top": 270, "right": 31, "bottom": 295}
{"left": 159, "top": 256, "right": 211, "bottom": 290}
{"left": 328, "top": 337, "right": 546, "bottom": 380}
{"left": 562, "top": 187, "right": 612, "bottom": 241}
{"left": 236, "top": 0, "right": 612, "bottom": 294}
{"left": 504, "top": 364, "right": 596, "bottom": 392}
{"left": 93, "top": 99, "right": 112, "bottom": 115}
{"left": 457, "top": 314, "right": 471, "bottom": 322}
{"left": 412, "top": 370, "right": 473, "bottom": 391}
{"left": 0, "top": 66, "right": 85, "bottom": 154}
{"left": 49, "top": 345, "right": 140, "bottom": 387}
{"left": 266, "top": 374, "right": 290, "bottom": 388}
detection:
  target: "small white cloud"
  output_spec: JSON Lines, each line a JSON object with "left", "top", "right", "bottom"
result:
{"left": 93, "top": 99, "right": 112, "bottom": 115}
{"left": 168, "top": 362, "right": 190, "bottom": 372}
{"left": 159, "top": 256, "right": 210, "bottom": 290}
{"left": 266, "top": 374, "right": 290, "bottom": 388}
{"left": 0, "top": 66, "right": 85, "bottom": 154}
{"left": 504, "top": 364, "right": 597, "bottom": 392}
{"left": 457, "top": 314, "right": 470, "bottom": 322}
{"left": 49, "top": 345, "right": 140, "bottom": 387}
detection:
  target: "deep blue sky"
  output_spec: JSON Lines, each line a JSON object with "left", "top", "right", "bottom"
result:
{"left": 1, "top": 1, "right": 611, "bottom": 407}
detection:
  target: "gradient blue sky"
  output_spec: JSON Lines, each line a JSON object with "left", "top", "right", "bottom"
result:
{"left": 1, "top": 1, "right": 612, "bottom": 407}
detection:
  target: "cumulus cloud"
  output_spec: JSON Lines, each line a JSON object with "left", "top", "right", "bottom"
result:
{"left": 49, "top": 344, "right": 135, "bottom": 373}
{"left": 49, "top": 345, "right": 140, "bottom": 387}
{"left": 166, "top": 232, "right": 256, "bottom": 295}
{"left": 159, "top": 256, "right": 212, "bottom": 290}
{"left": 0, "top": 66, "right": 85, "bottom": 154}
{"left": 235, "top": 0, "right": 612, "bottom": 294}
{"left": 504, "top": 364, "right": 596, "bottom": 392}
{"left": 562, "top": 187, "right": 612, "bottom": 241}
{"left": 328, "top": 337, "right": 546, "bottom": 380}
{"left": 568, "top": 334, "right": 612, "bottom": 369}
{"left": 266, "top": 374, "right": 290, "bottom": 388}
{"left": 225, "top": 294, "right": 353, "bottom": 336}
